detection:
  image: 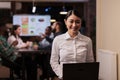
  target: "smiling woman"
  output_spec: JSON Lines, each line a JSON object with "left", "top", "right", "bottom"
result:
{"left": 50, "top": 9, "right": 94, "bottom": 79}
{"left": 64, "top": 10, "right": 82, "bottom": 38}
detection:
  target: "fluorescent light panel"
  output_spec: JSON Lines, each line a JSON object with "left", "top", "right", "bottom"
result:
{"left": 59, "top": 11, "right": 67, "bottom": 15}
{"left": 50, "top": 19, "right": 56, "bottom": 22}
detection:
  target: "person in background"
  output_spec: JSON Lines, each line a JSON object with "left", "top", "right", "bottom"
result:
{"left": 7, "top": 24, "right": 37, "bottom": 80}
{"left": 51, "top": 21, "right": 63, "bottom": 37}
{"left": 0, "top": 25, "right": 21, "bottom": 78}
{"left": 50, "top": 9, "right": 94, "bottom": 80}
{"left": 38, "top": 26, "right": 54, "bottom": 49}
{"left": 5, "top": 22, "right": 13, "bottom": 37}
{"left": 34, "top": 26, "right": 55, "bottom": 80}
{"left": 7, "top": 25, "right": 31, "bottom": 49}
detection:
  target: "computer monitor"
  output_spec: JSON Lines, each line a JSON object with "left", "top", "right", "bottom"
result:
{"left": 13, "top": 15, "right": 51, "bottom": 36}
{"left": 63, "top": 62, "right": 99, "bottom": 80}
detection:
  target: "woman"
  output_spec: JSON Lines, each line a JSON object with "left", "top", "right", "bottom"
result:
{"left": 7, "top": 24, "right": 31, "bottom": 49}
{"left": 7, "top": 25, "right": 37, "bottom": 80}
{"left": 50, "top": 9, "right": 94, "bottom": 80}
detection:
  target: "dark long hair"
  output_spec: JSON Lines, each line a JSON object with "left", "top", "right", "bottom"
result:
{"left": 65, "top": 9, "right": 82, "bottom": 20}
{"left": 11, "top": 25, "right": 20, "bottom": 38}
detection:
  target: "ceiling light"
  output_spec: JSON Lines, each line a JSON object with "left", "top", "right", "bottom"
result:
{"left": 59, "top": 6, "right": 67, "bottom": 15}
{"left": 32, "top": 0, "right": 36, "bottom": 13}
{"left": 32, "top": 6, "right": 36, "bottom": 13}
{"left": 50, "top": 19, "right": 56, "bottom": 22}
{"left": 59, "top": 11, "right": 67, "bottom": 15}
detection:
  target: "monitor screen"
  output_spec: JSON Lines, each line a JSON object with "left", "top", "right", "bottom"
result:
{"left": 13, "top": 15, "right": 51, "bottom": 36}
{"left": 63, "top": 62, "right": 99, "bottom": 80}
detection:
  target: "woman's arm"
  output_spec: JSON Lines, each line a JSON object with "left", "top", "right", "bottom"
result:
{"left": 86, "top": 38, "right": 94, "bottom": 62}
{"left": 50, "top": 37, "right": 62, "bottom": 79}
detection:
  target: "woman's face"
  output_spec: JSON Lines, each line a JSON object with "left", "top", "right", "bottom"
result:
{"left": 15, "top": 27, "right": 21, "bottom": 35}
{"left": 64, "top": 14, "right": 81, "bottom": 35}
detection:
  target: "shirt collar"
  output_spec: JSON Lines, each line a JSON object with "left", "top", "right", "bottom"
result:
{"left": 65, "top": 31, "right": 82, "bottom": 40}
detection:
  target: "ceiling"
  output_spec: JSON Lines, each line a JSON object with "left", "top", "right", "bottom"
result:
{"left": 0, "top": 0, "right": 92, "bottom": 34}
{"left": 0, "top": 0, "right": 88, "bottom": 2}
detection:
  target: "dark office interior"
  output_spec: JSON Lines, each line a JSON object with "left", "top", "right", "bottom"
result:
{"left": 0, "top": 0, "right": 96, "bottom": 80}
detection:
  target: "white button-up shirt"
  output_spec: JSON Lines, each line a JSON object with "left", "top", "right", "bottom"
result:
{"left": 50, "top": 32, "right": 94, "bottom": 79}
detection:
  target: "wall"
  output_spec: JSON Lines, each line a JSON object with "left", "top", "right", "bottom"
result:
{"left": 97, "top": 0, "right": 120, "bottom": 80}
{"left": 0, "top": 0, "right": 88, "bottom": 2}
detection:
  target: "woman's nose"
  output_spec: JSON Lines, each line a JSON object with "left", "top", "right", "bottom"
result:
{"left": 72, "top": 22, "right": 77, "bottom": 27}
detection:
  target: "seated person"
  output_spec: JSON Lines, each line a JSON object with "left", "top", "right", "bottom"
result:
{"left": 7, "top": 25, "right": 37, "bottom": 80}
{"left": 38, "top": 26, "right": 54, "bottom": 49}
{"left": 7, "top": 25, "right": 31, "bottom": 49}
{"left": 35, "top": 26, "right": 57, "bottom": 80}
{"left": 0, "top": 25, "right": 21, "bottom": 78}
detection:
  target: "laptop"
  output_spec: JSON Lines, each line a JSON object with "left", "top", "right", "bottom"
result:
{"left": 63, "top": 62, "right": 99, "bottom": 80}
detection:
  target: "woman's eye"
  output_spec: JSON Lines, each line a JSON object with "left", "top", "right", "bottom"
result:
{"left": 76, "top": 21, "right": 81, "bottom": 24}
{"left": 69, "top": 21, "right": 73, "bottom": 23}
{"left": 68, "top": 19, "right": 81, "bottom": 24}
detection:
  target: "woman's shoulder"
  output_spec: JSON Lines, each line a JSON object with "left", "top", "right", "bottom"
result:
{"left": 79, "top": 34, "right": 92, "bottom": 42}
{"left": 54, "top": 33, "right": 65, "bottom": 39}
{"left": 53, "top": 34, "right": 65, "bottom": 43}
{"left": 7, "top": 35, "right": 16, "bottom": 42}
{"left": 8, "top": 35, "right": 15, "bottom": 39}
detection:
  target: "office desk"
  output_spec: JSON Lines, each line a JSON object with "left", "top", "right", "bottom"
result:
{"left": 18, "top": 48, "right": 51, "bottom": 80}
{"left": 18, "top": 48, "right": 42, "bottom": 54}
{"left": 18, "top": 48, "right": 50, "bottom": 56}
